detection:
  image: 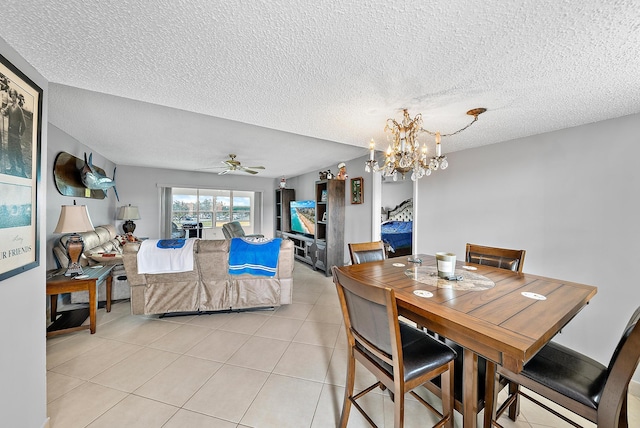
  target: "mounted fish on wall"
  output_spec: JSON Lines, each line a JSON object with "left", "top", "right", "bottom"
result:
{"left": 53, "top": 151, "right": 119, "bottom": 200}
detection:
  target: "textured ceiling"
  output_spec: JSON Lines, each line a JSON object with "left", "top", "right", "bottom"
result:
{"left": 1, "top": 0, "right": 639, "bottom": 178}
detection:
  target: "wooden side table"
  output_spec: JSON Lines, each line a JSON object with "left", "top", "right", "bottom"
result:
{"left": 46, "top": 265, "right": 115, "bottom": 337}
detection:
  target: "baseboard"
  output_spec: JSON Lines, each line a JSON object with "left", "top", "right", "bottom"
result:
{"left": 42, "top": 417, "right": 50, "bottom": 428}
{"left": 630, "top": 379, "right": 640, "bottom": 398}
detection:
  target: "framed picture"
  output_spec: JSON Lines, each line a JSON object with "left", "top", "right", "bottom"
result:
{"left": 350, "top": 177, "right": 363, "bottom": 204}
{"left": 320, "top": 189, "right": 327, "bottom": 202}
{"left": 0, "top": 53, "right": 43, "bottom": 281}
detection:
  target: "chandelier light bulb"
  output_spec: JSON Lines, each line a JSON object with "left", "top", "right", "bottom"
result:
{"left": 369, "top": 139, "right": 376, "bottom": 160}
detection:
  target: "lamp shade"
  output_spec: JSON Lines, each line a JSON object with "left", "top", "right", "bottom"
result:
{"left": 117, "top": 205, "right": 140, "bottom": 221}
{"left": 53, "top": 205, "right": 95, "bottom": 234}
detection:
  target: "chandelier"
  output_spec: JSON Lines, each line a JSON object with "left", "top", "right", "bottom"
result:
{"left": 365, "top": 107, "right": 486, "bottom": 181}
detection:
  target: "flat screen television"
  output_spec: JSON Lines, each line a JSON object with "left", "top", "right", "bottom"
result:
{"left": 290, "top": 200, "right": 316, "bottom": 236}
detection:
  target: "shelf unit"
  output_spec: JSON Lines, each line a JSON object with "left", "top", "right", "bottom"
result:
{"left": 315, "top": 179, "right": 345, "bottom": 276}
{"left": 275, "top": 188, "right": 295, "bottom": 237}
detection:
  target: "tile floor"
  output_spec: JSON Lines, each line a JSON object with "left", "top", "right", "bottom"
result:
{"left": 47, "top": 262, "right": 639, "bottom": 427}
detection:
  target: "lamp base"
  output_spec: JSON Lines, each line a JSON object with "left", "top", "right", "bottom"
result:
{"left": 64, "top": 262, "right": 84, "bottom": 277}
{"left": 123, "top": 220, "right": 136, "bottom": 234}
{"left": 65, "top": 234, "right": 85, "bottom": 277}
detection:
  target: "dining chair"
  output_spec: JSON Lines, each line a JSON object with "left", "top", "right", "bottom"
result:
{"left": 332, "top": 266, "right": 457, "bottom": 428}
{"left": 492, "top": 305, "right": 640, "bottom": 428}
{"left": 465, "top": 243, "right": 526, "bottom": 273}
{"left": 348, "top": 240, "right": 386, "bottom": 265}
{"left": 424, "top": 244, "right": 527, "bottom": 426}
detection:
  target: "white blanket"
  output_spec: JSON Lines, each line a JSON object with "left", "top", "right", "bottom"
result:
{"left": 137, "top": 238, "right": 197, "bottom": 274}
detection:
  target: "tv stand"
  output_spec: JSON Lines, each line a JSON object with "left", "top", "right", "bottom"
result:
{"left": 281, "top": 232, "right": 322, "bottom": 268}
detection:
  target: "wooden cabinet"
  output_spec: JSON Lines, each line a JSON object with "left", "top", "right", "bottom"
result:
{"left": 315, "top": 179, "right": 345, "bottom": 276}
{"left": 275, "top": 188, "right": 295, "bottom": 236}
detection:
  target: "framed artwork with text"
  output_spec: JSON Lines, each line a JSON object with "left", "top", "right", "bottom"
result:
{"left": 0, "top": 53, "right": 43, "bottom": 281}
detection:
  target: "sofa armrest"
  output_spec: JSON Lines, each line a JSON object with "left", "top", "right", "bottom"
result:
{"left": 277, "top": 239, "right": 295, "bottom": 278}
{"left": 122, "top": 242, "right": 146, "bottom": 286}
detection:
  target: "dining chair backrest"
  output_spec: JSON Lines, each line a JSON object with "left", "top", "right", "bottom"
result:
{"left": 465, "top": 243, "right": 526, "bottom": 273}
{"left": 494, "top": 306, "right": 640, "bottom": 427}
{"left": 600, "top": 306, "right": 640, "bottom": 422}
{"left": 348, "top": 241, "right": 386, "bottom": 265}
{"left": 332, "top": 266, "right": 456, "bottom": 428}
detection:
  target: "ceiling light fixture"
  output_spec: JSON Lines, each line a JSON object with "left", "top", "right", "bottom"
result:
{"left": 365, "top": 107, "right": 486, "bottom": 181}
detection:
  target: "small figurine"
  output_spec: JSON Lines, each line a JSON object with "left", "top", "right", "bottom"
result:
{"left": 280, "top": 176, "right": 286, "bottom": 188}
{"left": 319, "top": 170, "right": 334, "bottom": 180}
{"left": 336, "top": 162, "right": 347, "bottom": 180}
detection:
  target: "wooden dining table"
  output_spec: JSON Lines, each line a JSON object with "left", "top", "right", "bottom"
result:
{"left": 336, "top": 255, "right": 597, "bottom": 428}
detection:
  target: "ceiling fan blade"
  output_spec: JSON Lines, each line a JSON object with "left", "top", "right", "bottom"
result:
{"left": 195, "top": 165, "right": 225, "bottom": 171}
{"left": 218, "top": 169, "right": 231, "bottom": 175}
{"left": 242, "top": 169, "right": 259, "bottom": 175}
{"left": 244, "top": 166, "right": 265, "bottom": 170}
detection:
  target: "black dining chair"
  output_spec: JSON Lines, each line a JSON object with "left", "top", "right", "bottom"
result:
{"left": 425, "top": 244, "right": 528, "bottom": 426}
{"left": 332, "top": 266, "right": 457, "bottom": 428}
{"left": 465, "top": 243, "right": 526, "bottom": 273}
{"left": 348, "top": 241, "right": 386, "bottom": 265}
{"left": 491, "top": 306, "right": 640, "bottom": 428}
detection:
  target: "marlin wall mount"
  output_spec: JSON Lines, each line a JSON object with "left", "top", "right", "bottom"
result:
{"left": 53, "top": 151, "right": 119, "bottom": 200}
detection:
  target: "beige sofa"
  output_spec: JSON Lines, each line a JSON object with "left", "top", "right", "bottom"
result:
{"left": 122, "top": 238, "right": 294, "bottom": 315}
{"left": 52, "top": 224, "right": 130, "bottom": 303}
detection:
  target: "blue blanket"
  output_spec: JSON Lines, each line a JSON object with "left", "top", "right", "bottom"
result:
{"left": 228, "top": 237, "right": 281, "bottom": 277}
{"left": 156, "top": 239, "right": 186, "bottom": 249}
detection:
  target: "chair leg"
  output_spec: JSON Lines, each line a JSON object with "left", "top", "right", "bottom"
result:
{"left": 340, "top": 352, "right": 356, "bottom": 428}
{"left": 507, "top": 381, "right": 520, "bottom": 420}
{"left": 393, "top": 384, "right": 404, "bottom": 428}
{"left": 441, "top": 361, "right": 455, "bottom": 428}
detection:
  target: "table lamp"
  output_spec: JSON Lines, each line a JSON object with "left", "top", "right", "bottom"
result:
{"left": 53, "top": 203, "right": 95, "bottom": 276}
{"left": 117, "top": 204, "right": 140, "bottom": 234}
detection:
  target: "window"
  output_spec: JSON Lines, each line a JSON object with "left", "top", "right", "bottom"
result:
{"left": 163, "top": 187, "right": 260, "bottom": 239}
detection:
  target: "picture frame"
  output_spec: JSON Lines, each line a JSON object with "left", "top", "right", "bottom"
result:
{"left": 0, "top": 53, "right": 43, "bottom": 281}
{"left": 350, "top": 177, "right": 363, "bottom": 204}
{"left": 320, "top": 189, "right": 327, "bottom": 202}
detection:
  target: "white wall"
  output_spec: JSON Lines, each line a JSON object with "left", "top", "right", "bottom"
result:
{"left": 114, "top": 165, "right": 280, "bottom": 241}
{"left": 46, "top": 125, "right": 118, "bottom": 269}
{"left": 382, "top": 177, "right": 413, "bottom": 213}
{"left": 415, "top": 113, "right": 640, "bottom": 378}
{"left": 0, "top": 37, "right": 49, "bottom": 427}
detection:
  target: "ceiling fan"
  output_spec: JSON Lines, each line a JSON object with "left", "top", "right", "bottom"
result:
{"left": 204, "top": 154, "right": 265, "bottom": 175}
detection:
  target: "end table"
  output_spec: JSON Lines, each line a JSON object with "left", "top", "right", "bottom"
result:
{"left": 46, "top": 265, "right": 115, "bottom": 337}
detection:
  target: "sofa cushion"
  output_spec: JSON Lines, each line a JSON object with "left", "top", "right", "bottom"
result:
{"left": 53, "top": 224, "right": 121, "bottom": 268}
